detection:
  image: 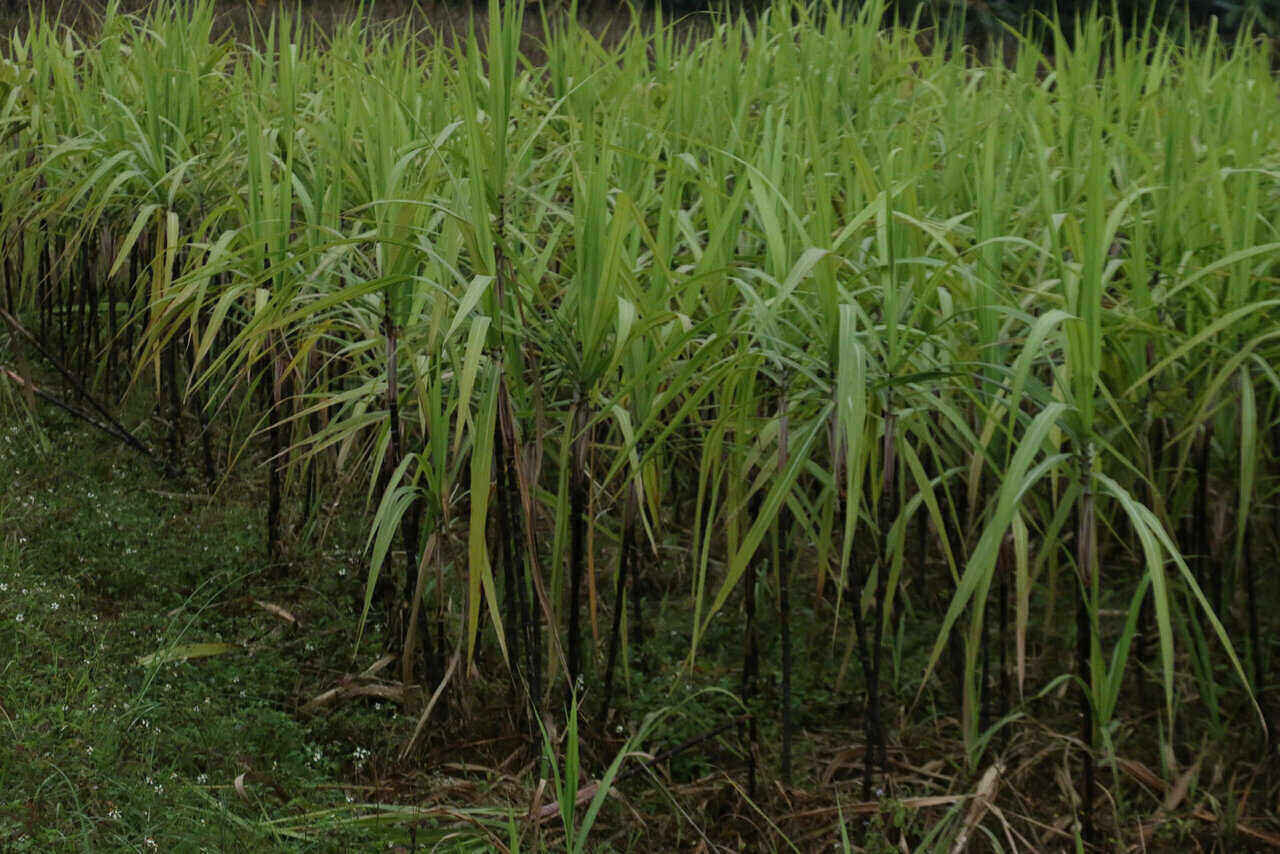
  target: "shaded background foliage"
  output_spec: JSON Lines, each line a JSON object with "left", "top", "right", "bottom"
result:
{"left": 2, "top": 0, "right": 1278, "bottom": 39}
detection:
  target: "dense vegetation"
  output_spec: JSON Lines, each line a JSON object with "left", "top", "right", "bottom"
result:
{"left": 2, "top": 0, "right": 1280, "bottom": 848}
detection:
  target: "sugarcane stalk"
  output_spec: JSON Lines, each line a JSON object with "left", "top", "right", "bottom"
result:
{"left": 1076, "top": 473, "right": 1097, "bottom": 849}
{"left": 600, "top": 486, "right": 635, "bottom": 723}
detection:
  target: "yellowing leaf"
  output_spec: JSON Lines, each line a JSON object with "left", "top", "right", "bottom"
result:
{"left": 136, "top": 642, "right": 238, "bottom": 667}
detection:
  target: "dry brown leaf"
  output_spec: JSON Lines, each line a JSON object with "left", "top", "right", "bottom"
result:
{"left": 786, "top": 795, "right": 966, "bottom": 821}
{"left": 1116, "top": 757, "right": 1167, "bottom": 795}
{"left": 1144, "top": 806, "right": 1280, "bottom": 849}
{"left": 528, "top": 777, "right": 547, "bottom": 820}
{"left": 361, "top": 653, "right": 397, "bottom": 678}
{"left": 229, "top": 764, "right": 291, "bottom": 804}
{"left": 1158, "top": 749, "right": 1203, "bottom": 815}
{"left": 890, "top": 756, "right": 953, "bottom": 784}
{"left": 950, "top": 762, "right": 1003, "bottom": 854}
{"left": 400, "top": 652, "right": 459, "bottom": 759}
{"left": 1231, "top": 819, "right": 1280, "bottom": 848}
{"left": 532, "top": 782, "right": 601, "bottom": 823}
{"left": 253, "top": 600, "right": 298, "bottom": 625}
{"left": 820, "top": 746, "right": 866, "bottom": 785}
{"left": 301, "top": 681, "right": 408, "bottom": 714}
{"left": 1191, "top": 807, "right": 1280, "bottom": 848}
{"left": 1038, "top": 815, "right": 1073, "bottom": 850}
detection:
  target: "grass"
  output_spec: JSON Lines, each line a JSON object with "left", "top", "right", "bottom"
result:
{"left": 0, "top": 411, "right": 520, "bottom": 851}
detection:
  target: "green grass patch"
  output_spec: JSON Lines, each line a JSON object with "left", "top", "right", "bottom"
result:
{"left": 0, "top": 414, "right": 509, "bottom": 851}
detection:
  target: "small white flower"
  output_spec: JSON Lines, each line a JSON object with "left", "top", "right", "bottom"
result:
{"left": 197, "top": 773, "right": 208, "bottom": 784}
{"left": 14, "top": 613, "right": 22, "bottom": 623}
{"left": 107, "top": 808, "right": 122, "bottom": 821}
{"left": 86, "top": 746, "right": 94, "bottom": 755}
{"left": 49, "top": 601, "right": 58, "bottom": 611}
{"left": 145, "top": 838, "right": 157, "bottom": 850}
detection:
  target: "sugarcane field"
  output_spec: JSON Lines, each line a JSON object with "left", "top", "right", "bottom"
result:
{"left": 2, "top": 0, "right": 1279, "bottom": 849}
